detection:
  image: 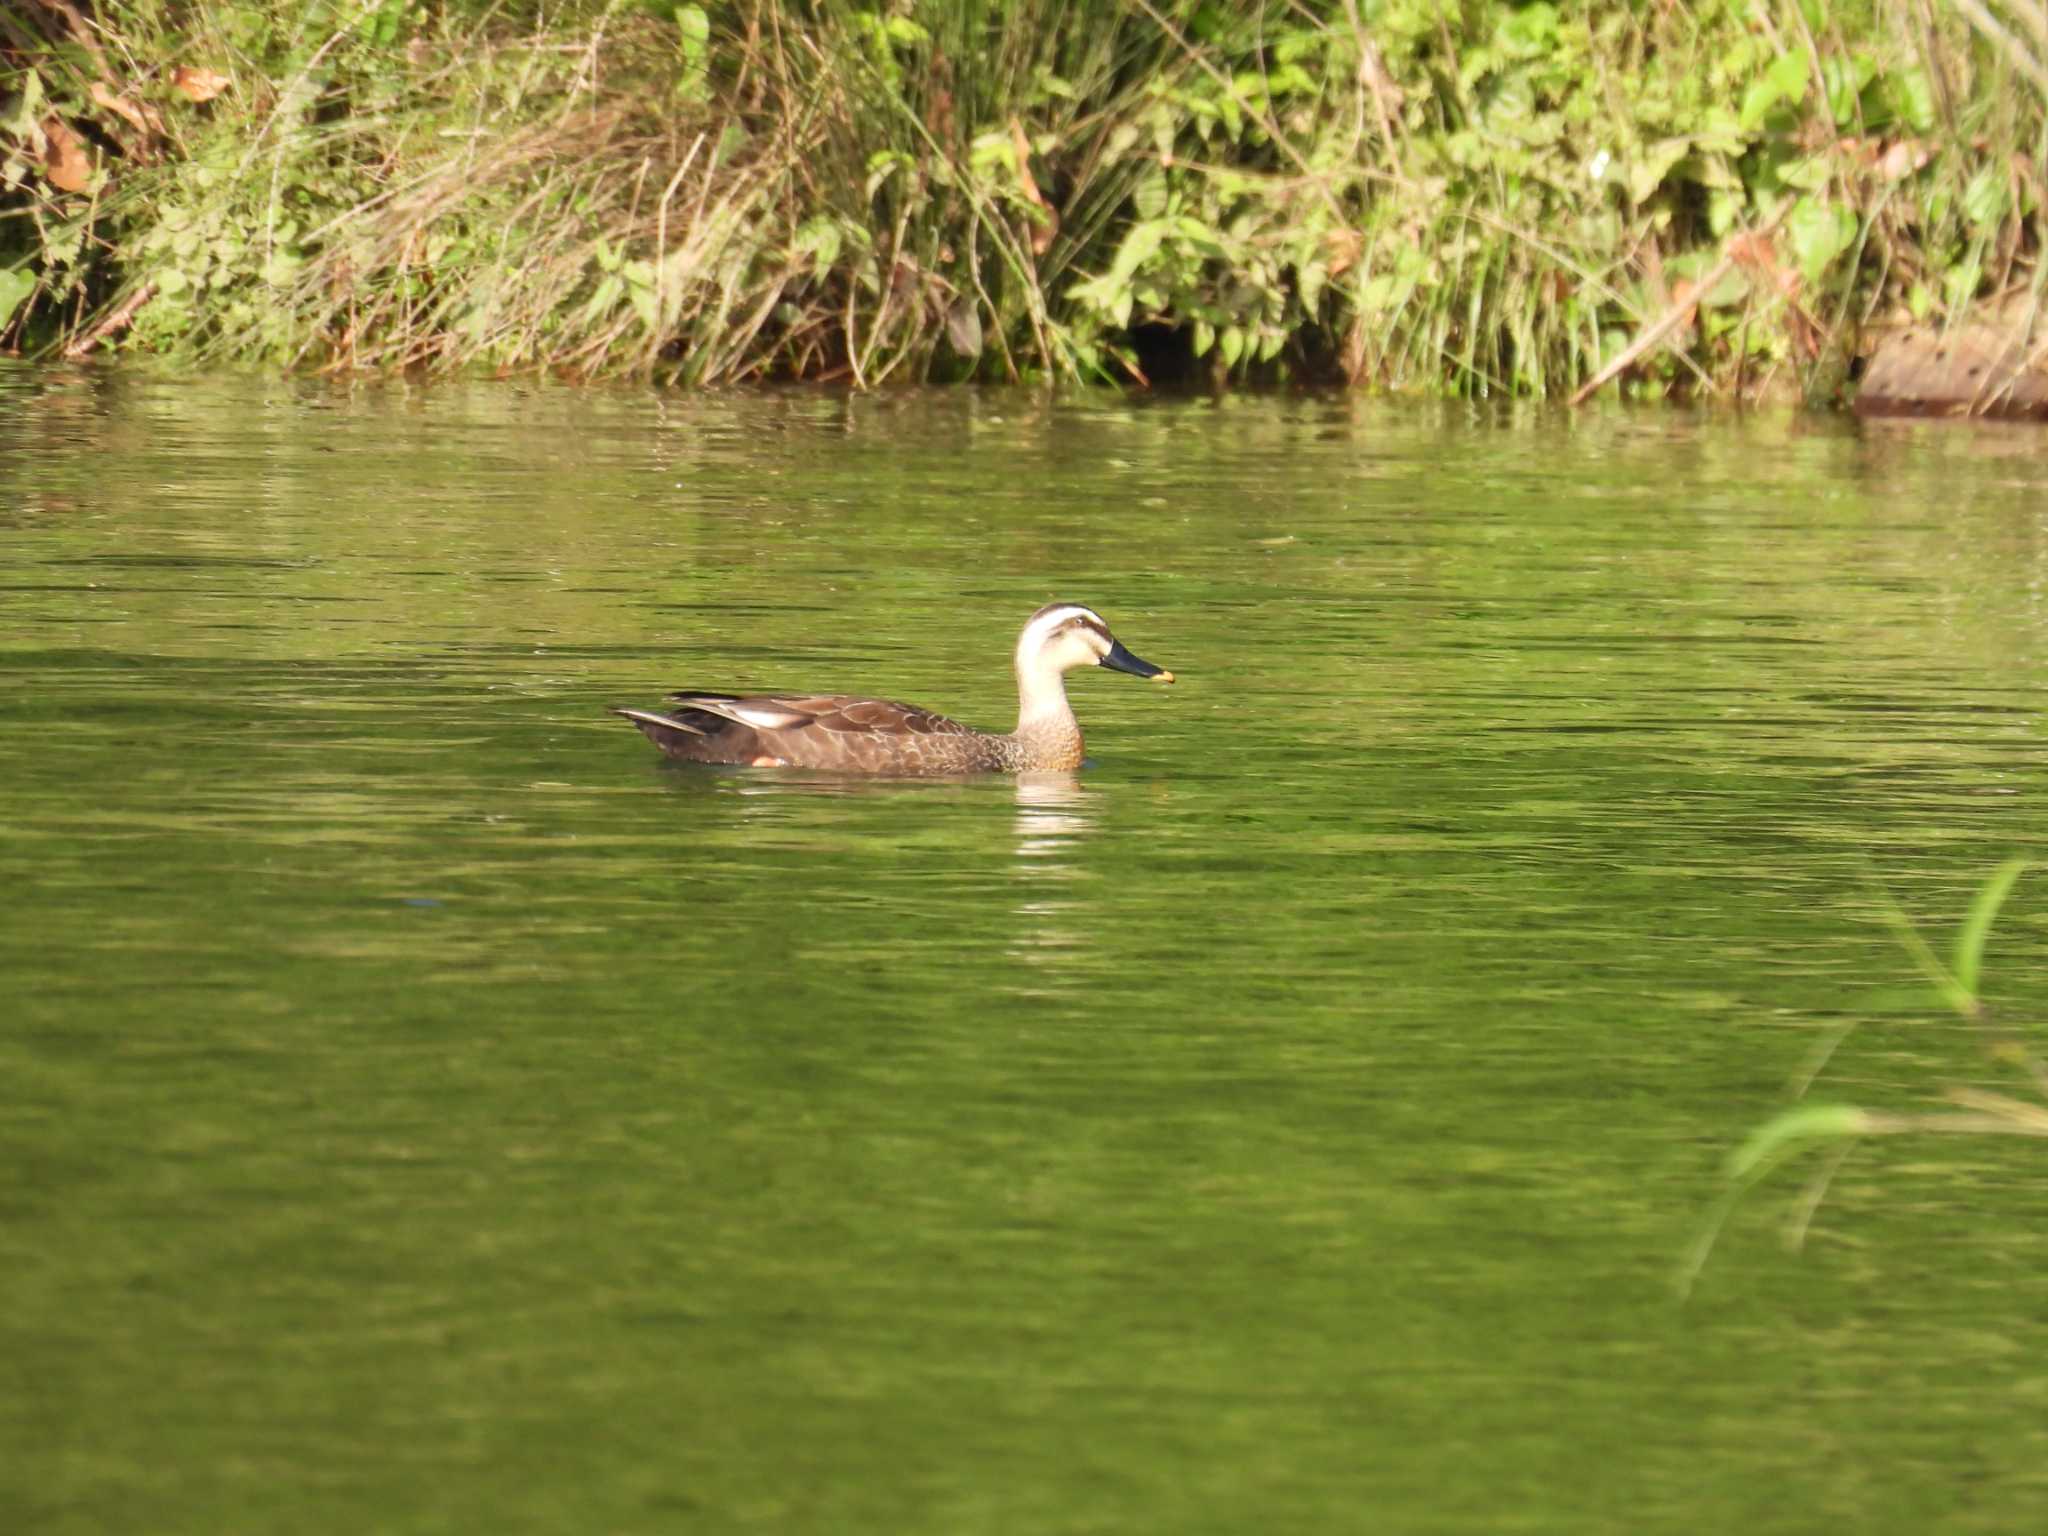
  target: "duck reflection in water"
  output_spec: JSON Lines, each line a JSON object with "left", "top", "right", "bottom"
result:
{"left": 654, "top": 767, "right": 1103, "bottom": 980}
{"left": 1005, "top": 772, "right": 1098, "bottom": 990}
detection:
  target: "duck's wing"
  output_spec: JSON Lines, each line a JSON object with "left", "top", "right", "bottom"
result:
{"left": 668, "top": 692, "right": 977, "bottom": 738}
{"left": 664, "top": 691, "right": 823, "bottom": 731}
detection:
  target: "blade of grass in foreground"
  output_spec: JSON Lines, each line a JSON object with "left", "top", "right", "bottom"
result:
{"left": 1952, "top": 858, "right": 2029, "bottom": 1001}
{"left": 1726, "top": 1105, "right": 1875, "bottom": 1181}
{"left": 1685, "top": 863, "right": 2040, "bottom": 1298}
{"left": 1869, "top": 880, "right": 1975, "bottom": 1017}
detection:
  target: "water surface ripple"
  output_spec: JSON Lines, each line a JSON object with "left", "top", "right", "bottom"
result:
{"left": 5, "top": 368, "right": 2048, "bottom": 1532}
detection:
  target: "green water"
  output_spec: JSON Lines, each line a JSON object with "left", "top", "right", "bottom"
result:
{"left": 6, "top": 367, "right": 2048, "bottom": 1532}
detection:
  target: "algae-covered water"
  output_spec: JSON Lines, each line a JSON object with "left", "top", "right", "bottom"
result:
{"left": 5, "top": 368, "right": 2048, "bottom": 1532}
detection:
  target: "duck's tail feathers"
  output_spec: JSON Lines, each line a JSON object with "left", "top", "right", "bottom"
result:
{"left": 613, "top": 707, "right": 709, "bottom": 737}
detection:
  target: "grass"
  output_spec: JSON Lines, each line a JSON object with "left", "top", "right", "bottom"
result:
{"left": 1680, "top": 860, "right": 2042, "bottom": 1300}
{"left": 2, "top": 1, "right": 2045, "bottom": 398}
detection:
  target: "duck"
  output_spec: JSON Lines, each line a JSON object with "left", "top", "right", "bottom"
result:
{"left": 614, "top": 602, "right": 1174, "bottom": 775}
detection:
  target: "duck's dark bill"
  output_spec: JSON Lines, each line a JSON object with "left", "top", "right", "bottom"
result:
{"left": 1100, "top": 638, "right": 1175, "bottom": 683}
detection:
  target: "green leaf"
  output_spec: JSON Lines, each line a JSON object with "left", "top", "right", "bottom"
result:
{"left": 627, "top": 273, "right": 659, "bottom": 331}
{"left": 1132, "top": 171, "right": 1168, "bottom": 221}
{"left": 1821, "top": 53, "right": 1875, "bottom": 129}
{"left": 1358, "top": 270, "right": 1415, "bottom": 315}
{"left": 711, "top": 122, "right": 750, "bottom": 170}
{"left": 1217, "top": 90, "right": 1241, "bottom": 140}
{"left": 1785, "top": 197, "right": 1855, "bottom": 284}
{"left": 1498, "top": 1, "right": 1559, "bottom": 53}
{"left": 1777, "top": 154, "right": 1832, "bottom": 192}
{"left": 1942, "top": 257, "right": 1982, "bottom": 312}
{"left": 1727, "top": 1105, "right": 1873, "bottom": 1180}
{"left": 1, "top": 69, "right": 44, "bottom": 137}
{"left": 1871, "top": 892, "right": 1975, "bottom": 1017}
{"left": 1298, "top": 260, "right": 1327, "bottom": 315}
{"left": 1769, "top": 49, "right": 1810, "bottom": 105}
{"left": 1628, "top": 138, "right": 1692, "bottom": 205}
{"left": 1274, "top": 26, "right": 1326, "bottom": 65}
{"left": 1671, "top": 152, "right": 1741, "bottom": 191}
{"left": 1718, "top": 37, "right": 1761, "bottom": 81}
{"left": 1705, "top": 185, "right": 1746, "bottom": 238}
{"left": 1172, "top": 215, "right": 1228, "bottom": 260}
{"left": 1107, "top": 220, "right": 1167, "bottom": 285}
{"left": 1887, "top": 66, "right": 1936, "bottom": 134}
{"left": 1266, "top": 64, "right": 1317, "bottom": 97}
{"left": 1738, "top": 79, "right": 1777, "bottom": 132}
{"left": 1668, "top": 251, "right": 1749, "bottom": 307}
{"left": 1961, "top": 166, "right": 2007, "bottom": 230}
{"left": 1952, "top": 860, "right": 2028, "bottom": 999}
{"left": 676, "top": 3, "right": 709, "bottom": 53}
{"left": 1218, "top": 324, "right": 1244, "bottom": 367}
{"left": 675, "top": 4, "right": 709, "bottom": 100}
{"left": 0, "top": 266, "right": 34, "bottom": 327}
{"left": 1740, "top": 50, "right": 1809, "bottom": 131}
{"left": 1698, "top": 267, "right": 1750, "bottom": 308}
{"left": 967, "top": 130, "right": 1015, "bottom": 180}
{"left": 793, "top": 216, "right": 842, "bottom": 269}
{"left": 864, "top": 149, "right": 915, "bottom": 196}
{"left": 579, "top": 272, "right": 625, "bottom": 324}
{"left": 1066, "top": 273, "right": 1110, "bottom": 313}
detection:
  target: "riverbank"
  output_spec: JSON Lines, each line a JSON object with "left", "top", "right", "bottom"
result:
{"left": 3, "top": 1, "right": 2044, "bottom": 407}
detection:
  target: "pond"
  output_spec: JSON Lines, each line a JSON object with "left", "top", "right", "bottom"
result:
{"left": 4, "top": 366, "right": 2048, "bottom": 1532}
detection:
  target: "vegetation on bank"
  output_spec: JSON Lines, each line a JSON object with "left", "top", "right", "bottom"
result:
{"left": 2, "top": 1, "right": 2045, "bottom": 399}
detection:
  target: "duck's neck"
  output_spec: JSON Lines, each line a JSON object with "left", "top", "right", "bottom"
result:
{"left": 1012, "top": 662, "right": 1083, "bottom": 767}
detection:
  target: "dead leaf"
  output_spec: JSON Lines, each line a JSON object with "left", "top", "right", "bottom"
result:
{"left": 171, "top": 66, "right": 231, "bottom": 104}
{"left": 1727, "top": 231, "right": 1799, "bottom": 300}
{"left": 41, "top": 117, "right": 93, "bottom": 193}
{"left": 1725, "top": 231, "right": 1775, "bottom": 268}
{"left": 90, "top": 80, "right": 165, "bottom": 140}
{"left": 944, "top": 298, "right": 982, "bottom": 359}
{"left": 1322, "top": 228, "right": 1363, "bottom": 278}
{"left": 1007, "top": 117, "right": 1058, "bottom": 256}
{"left": 926, "top": 85, "right": 955, "bottom": 148}
{"left": 1357, "top": 41, "right": 1405, "bottom": 116}
{"left": 1877, "top": 139, "right": 1930, "bottom": 181}
{"left": 1669, "top": 278, "right": 1700, "bottom": 331}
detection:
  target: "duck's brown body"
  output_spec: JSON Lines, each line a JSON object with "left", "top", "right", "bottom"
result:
{"left": 616, "top": 604, "right": 1171, "bottom": 777}
{"left": 616, "top": 692, "right": 1086, "bottom": 774}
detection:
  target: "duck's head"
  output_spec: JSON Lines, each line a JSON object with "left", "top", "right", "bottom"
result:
{"left": 1015, "top": 602, "right": 1174, "bottom": 685}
